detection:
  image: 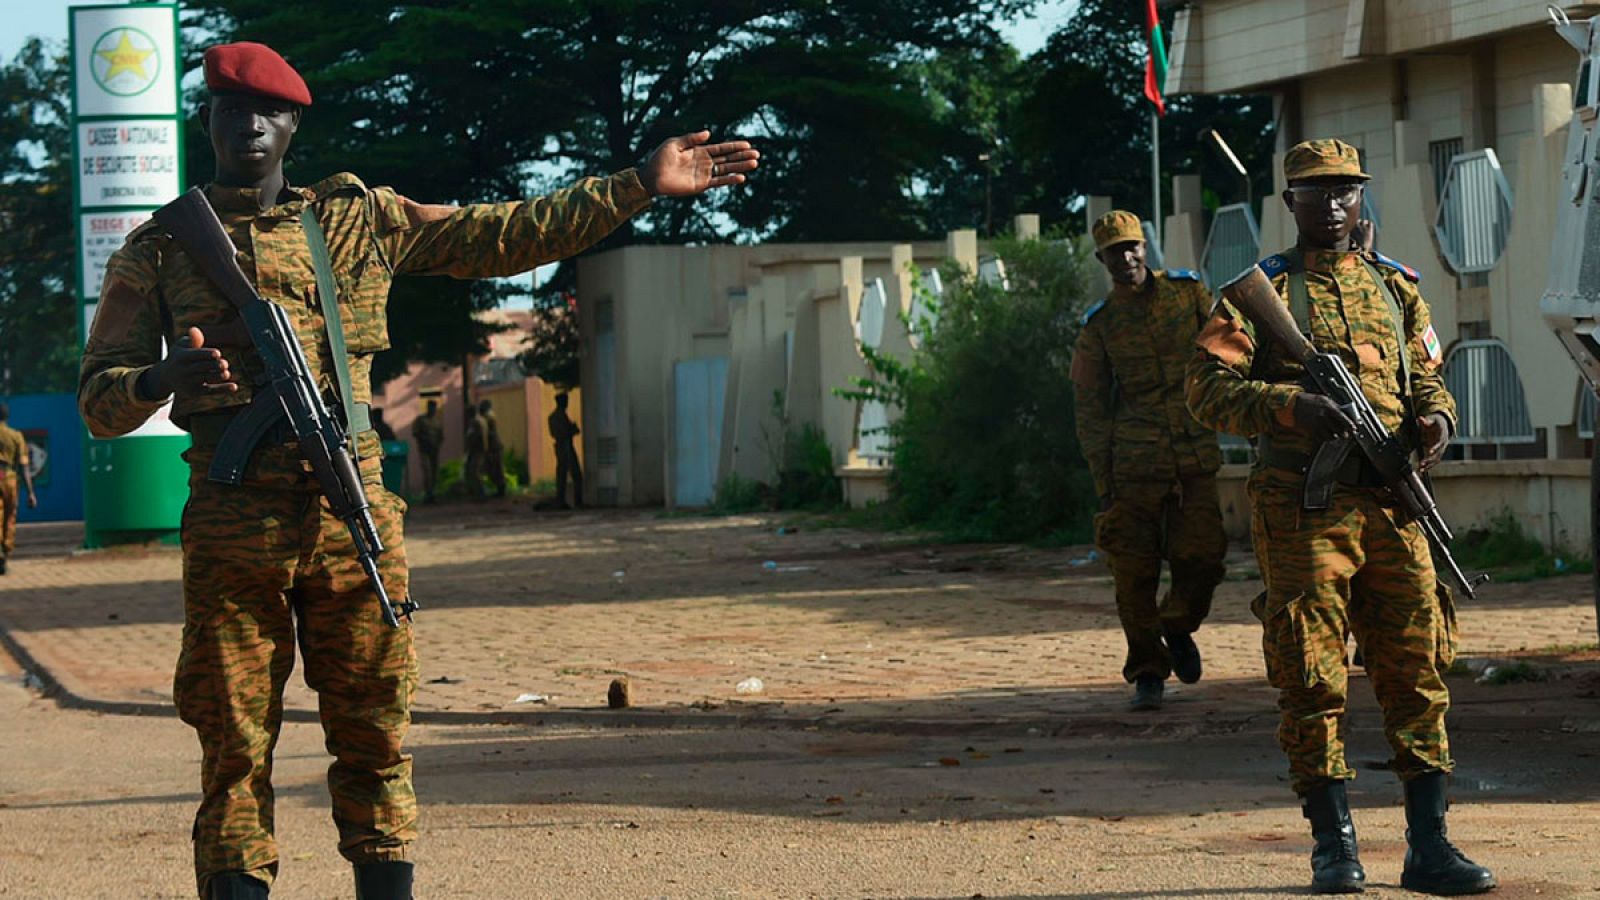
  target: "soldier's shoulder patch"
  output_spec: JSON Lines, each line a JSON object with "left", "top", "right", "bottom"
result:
{"left": 1080, "top": 299, "right": 1107, "bottom": 327}
{"left": 1164, "top": 268, "right": 1203, "bottom": 282}
{"left": 1372, "top": 251, "right": 1421, "bottom": 283}
{"left": 1257, "top": 254, "right": 1291, "bottom": 278}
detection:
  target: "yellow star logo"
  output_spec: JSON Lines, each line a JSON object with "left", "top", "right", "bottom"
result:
{"left": 96, "top": 31, "right": 154, "bottom": 83}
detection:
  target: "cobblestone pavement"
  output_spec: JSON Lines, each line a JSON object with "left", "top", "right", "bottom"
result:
{"left": 1, "top": 502, "right": 1595, "bottom": 731}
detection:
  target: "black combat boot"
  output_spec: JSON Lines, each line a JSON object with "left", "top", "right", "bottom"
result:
{"left": 1401, "top": 772, "right": 1497, "bottom": 895}
{"left": 1164, "top": 625, "right": 1203, "bottom": 684}
{"left": 354, "top": 861, "right": 414, "bottom": 900}
{"left": 1129, "top": 674, "right": 1164, "bottom": 711}
{"left": 208, "top": 872, "right": 269, "bottom": 899}
{"left": 1301, "top": 780, "right": 1366, "bottom": 894}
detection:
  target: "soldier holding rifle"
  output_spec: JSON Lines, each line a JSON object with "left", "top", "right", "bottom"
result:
{"left": 77, "top": 41, "right": 758, "bottom": 900}
{"left": 1186, "top": 140, "right": 1494, "bottom": 896}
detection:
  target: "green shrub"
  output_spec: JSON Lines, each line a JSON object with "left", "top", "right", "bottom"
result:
{"left": 1452, "top": 509, "right": 1593, "bottom": 582}
{"left": 846, "top": 231, "right": 1098, "bottom": 542}
{"left": 710, "top": 473, "right": 764, "bottom": 514}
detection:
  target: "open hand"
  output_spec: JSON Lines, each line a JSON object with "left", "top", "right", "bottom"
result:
{"left": 139, "top": 325, "right": 239, "bottom": 401}
{"left": 640, "top": 130, "right": 760, "bottom": 197}
{"left": 1418, "top": 412, "right": 1451, "bottom": 471}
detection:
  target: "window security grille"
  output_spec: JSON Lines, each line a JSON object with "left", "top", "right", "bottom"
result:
{"left": 1434, "top": 149, "right": 1513, "bottom": 275}
{"left": 1440, "top": 339, "right": 1537, "bottom": 444}
{"left": 1200, "top": 203, "right": 1261, "bottom": 289}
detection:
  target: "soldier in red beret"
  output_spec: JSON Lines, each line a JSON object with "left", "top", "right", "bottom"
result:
{"left": 79, "top": 41, "right": 758, "bottom": 900}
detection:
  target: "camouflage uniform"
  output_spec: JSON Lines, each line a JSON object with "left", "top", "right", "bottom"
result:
{"left": 0, "top": 423, "right": 29, "bottom": 560}
{"left": 411, "top": 409, "right": 441, "bottom": 500}
{"left": 1072, "top": 212, "right": 1227, "bottom": 683}
{"left": 482, "top": 407, "right": 507, "bottom": 496}
{"left": 79, "top": 170, "right": 651, "bottom": 893}
{"left": 548, "top": 406, "right": 582, "bottom": 507}
{"left": 1186, "top": 244, "right": 1456, "bottom": 794}
{"left": 463, "top": 409, "right": 488, "bottom": 497}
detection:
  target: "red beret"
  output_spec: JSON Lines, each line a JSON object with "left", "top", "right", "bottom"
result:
{"left": 203, "top": 42, "right": 312, "bottom": 107}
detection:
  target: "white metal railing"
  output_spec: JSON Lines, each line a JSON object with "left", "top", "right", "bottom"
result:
{"left": 1434, "top": 149, "right": 1513, "bottom": 275}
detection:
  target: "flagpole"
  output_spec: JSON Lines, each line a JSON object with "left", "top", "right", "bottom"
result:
{"left": 1151, "top": 109, "right": 1162, "bottom": 251}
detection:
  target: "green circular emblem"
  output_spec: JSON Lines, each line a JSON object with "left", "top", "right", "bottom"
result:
{"left": 90, "top": 26, "right": 161, "bottom": 97}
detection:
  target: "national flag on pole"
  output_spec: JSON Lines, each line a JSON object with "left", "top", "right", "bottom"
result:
{"left": 1143, "top": 0, "right": 1168, "bottom": 116}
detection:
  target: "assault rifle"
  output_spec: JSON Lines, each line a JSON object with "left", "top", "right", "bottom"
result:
{"left": 1219, "top": 264, "right": 1488, "bottom": 600}
{"left": 153, "top": 187, "right": 417, "bottom": 627}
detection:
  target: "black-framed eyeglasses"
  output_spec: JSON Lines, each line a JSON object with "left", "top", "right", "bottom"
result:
{"left": 1287, "top": 184, "right": 1363, "bottom": 207}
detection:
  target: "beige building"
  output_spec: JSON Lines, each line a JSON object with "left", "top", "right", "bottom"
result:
{"left": 1151, "top": 0, "right": 1600, "bottom": 550}
{"left": 573, "top": 228, "right": 1025, "bottom": 508}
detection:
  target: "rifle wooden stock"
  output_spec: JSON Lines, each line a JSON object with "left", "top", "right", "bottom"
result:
{"left": 1220, "top": 265, "right": 1313, "bottom": 364}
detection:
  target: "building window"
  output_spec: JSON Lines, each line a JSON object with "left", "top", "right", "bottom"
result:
{"left": 1577, "top": 383, "right": 1597, "bottom": 439}
{"left": 1441, "top": 339, "right": 1537, "bottom": 450}
{"left": 1428, "top": 137, "right": 1463, "bottom": 202}
{"left": 1433, "top": 148, "right": 1513, "bottom": 275}
{"left": 1200, "top": 203, "right": 1261, "bottom": 289}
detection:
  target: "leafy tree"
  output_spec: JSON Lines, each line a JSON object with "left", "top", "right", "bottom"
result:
{"left": 1013, "top": 0, "right": 1276, "bottom": 230}
{"left": 852, "top": 233, "right": 1100, "bottom": 541}
{"left": 0, "top": 39, "right": 77, "bottom": 395}
{"left": 517, "top": 297, "right": 580, "bottom": 391}
{"left": 178, "top": 0, "right": 1035, "bottom": 385}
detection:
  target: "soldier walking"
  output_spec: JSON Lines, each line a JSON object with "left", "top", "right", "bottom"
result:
{"left": 478, "top": 399, "right": 507, "bottom": 498}
{"left": 462, "top": 401, "right": 488, "bottom": 498}
{"left": 77, "top": 42, "right": 757, "bottom": 900}
{"left": 0, "top": 403, "right": 38, "bottom": 575}
{"left": 411, "top": 399, "right": 442, "bottom": 503}
{"left": 1187, "top": 139, "right": 1494, "bottom": 896}
{"left": 1071, "top": 210, "right": 1227, "bottom": 712}
{"left": 548, "top": 392, "right": 583, "bottom": 508}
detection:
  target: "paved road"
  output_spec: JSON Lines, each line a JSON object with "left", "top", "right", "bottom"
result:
{"left": 1, "top": 505, "right": 1593, "bottom": 731}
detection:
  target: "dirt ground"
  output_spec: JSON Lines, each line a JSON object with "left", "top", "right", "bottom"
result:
{"left": 2, "top": 503, "right": 1599, "bottom": 898}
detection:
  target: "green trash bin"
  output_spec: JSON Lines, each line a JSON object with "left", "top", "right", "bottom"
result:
{"left": 381, "top": 440, "right": 409, "bottom": 498}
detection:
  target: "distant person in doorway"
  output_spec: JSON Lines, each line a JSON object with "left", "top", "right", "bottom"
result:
{"left": 548, "top": 393, "right": 583, "bottom": 509}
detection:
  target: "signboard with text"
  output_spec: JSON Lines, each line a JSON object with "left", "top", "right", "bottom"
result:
{"left": 70, "top": 3, "right": 183, "bottom": 437}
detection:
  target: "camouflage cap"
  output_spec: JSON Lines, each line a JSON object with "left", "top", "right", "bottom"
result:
{"left": 1091, "top": 210, "right": 1145, "bottom": 251}
{"left": 1283, "top": 139, "right": 1370, "bottom": 182}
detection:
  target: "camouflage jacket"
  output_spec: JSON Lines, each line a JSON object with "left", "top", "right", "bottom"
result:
{"left": 412, "top": 412, "right": 441, "bottom": 454}
{"left": 1071, "top": 269, "right": 1222, "bottom": 497}
{"left": 0, "top": 424, "right": 28, "bottom": 471}
{"left": 78, "top": 170, "right": 651, "bottom": 459}
{"left": 1185, "top": 247, "right": 1456, "bottom": 461}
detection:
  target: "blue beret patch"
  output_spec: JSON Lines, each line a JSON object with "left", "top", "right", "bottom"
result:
{"left": 1257, "top": 254, "right": 1289, "bottom": 277}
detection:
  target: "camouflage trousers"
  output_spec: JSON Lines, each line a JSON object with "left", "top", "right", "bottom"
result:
{"left": 1247, "top": 469, "right": 1456, "bottom": 795}
{"left": 176, "top": 442, "right": 418, "bottom": 896}
{"left": 1094, "top": 474, "right": 1228, "bottom": 682}
{"left": 1, "top": 471, "right": 17, "bottom": 558}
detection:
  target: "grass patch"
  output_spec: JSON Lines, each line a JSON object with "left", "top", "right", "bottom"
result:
{"left": 1451, "top": 510, "right": 1591, "bottom": 583}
